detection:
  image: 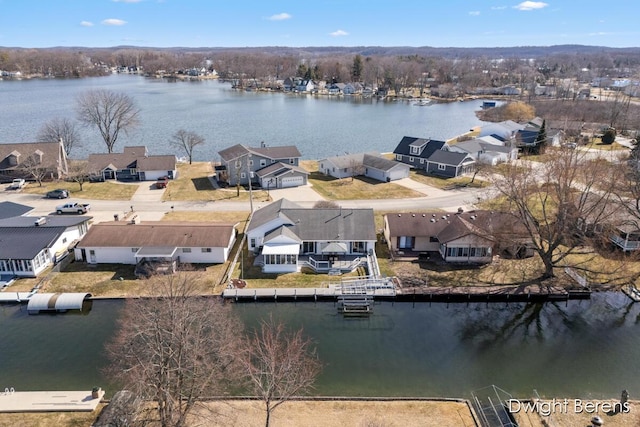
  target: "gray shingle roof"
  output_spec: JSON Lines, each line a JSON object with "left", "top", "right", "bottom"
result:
{"left": 427, "top": 150, "right": 472, "bottom": 166}
{"left": 0, "top": 227, "right": 62, "bottom": 259}
{"left": 393, "top": 136, "right": 446, "bottom": 158}
{"left": 362, "top": 154, "right": 408, "bottom": 172}
{"left": 0, "top": 201, "right": 33, "bottom": 219}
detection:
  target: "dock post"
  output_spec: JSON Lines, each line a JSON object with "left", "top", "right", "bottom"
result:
{"left": 274, "top": 288, "right": 277, "bottom": 301}
{"left": 314, "top": 288, "right": 317, "bottom": 301}
{"left": 294, "top": 289, "right": 297, "bottom": 300}
{"left": 254, "top": 289, "right": 257, "bottom": 301}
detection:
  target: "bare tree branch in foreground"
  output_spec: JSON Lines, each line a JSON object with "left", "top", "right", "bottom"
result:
{"left": 240, "top": 315, "right": 322, "bottom": 427}
{"left": 105, "top": 276, "right": 243, "bottom": 427}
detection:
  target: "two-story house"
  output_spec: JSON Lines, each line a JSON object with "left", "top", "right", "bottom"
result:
{"left": 217, "top": 143, "right": 307, "bottom": 188}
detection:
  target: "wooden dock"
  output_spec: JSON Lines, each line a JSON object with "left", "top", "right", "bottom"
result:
{"left": 0, "top": 389, "right": 104, "bottom": 412}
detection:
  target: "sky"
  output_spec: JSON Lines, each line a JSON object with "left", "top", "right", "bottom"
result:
{"left": 0, "top": 0, "right": 638, "bottom": 49}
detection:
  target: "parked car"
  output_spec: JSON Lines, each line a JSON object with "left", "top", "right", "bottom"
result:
{"left": 56, "top": 202, "right": 91, "bottom": 214}
{"left": 155, "top": 176, "right": 169, "bottom": 189}
{"left": 46, "top": 189, "right": 70, "bottom": 199}
{"left": 8, "top": 179, "right": 26, "bottom": 189}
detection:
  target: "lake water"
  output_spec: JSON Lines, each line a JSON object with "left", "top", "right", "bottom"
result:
{"left": 0, "top": 74, "right": 489, "bottom": 161}
{"left": 1, "top": 293, "right": 639, "bottom": 400}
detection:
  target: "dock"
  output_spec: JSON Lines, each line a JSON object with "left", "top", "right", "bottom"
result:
{"left": 0, "top": 389, "right": 104, "bottom": 412}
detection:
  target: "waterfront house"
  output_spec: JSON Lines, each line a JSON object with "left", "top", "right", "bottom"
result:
{"left": 75, "top": 221, "right": 237, "bottom": 273}
{"left": 246, "top": 199, "right": 376, "bottom": 274}
{"left": 0, "top": 214, "right": 91, "bottom": 277}
{"left": 318, "top": 152, "right": 410, "bottom": 182}
{"left": 0, "top": 140, "right": 68, "bottom": 183}
{"left": 87, "top": 146, "right": 177, "bottom": 181}
{"left": 383, "top": 210, "right": 534, "bottom": 263}
{"left": 217, "top": 143, "right": 305, "bottom": 188}
{"left": 425, "top": 150, "right": 475, "bottom": 178}
{"left": 447, "top": 138, "right": 516, "bottom": 165}
{"left": 392, "top": 136, "right": 447, "bottom": 169}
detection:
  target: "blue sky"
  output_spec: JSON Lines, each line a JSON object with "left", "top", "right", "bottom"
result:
{"left": 0, "top": 0, "right": 637, "bottom": 48}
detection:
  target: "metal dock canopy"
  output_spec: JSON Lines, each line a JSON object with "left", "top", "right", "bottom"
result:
{"left": 27, "top": 293, "right": 92, "bottom": 314}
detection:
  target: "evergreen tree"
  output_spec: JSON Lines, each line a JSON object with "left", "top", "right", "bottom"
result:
{"left": 352, "top": 55, "right": 363, "bottom": 81}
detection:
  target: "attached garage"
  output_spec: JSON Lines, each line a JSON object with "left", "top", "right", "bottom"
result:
{"left": 280, "top": 175, "right": 304, "bottom": 188}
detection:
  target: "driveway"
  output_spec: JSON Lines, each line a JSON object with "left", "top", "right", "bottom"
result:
{"left": 268, "top": 183, "right": 325, "bottom": 203}
{"left": 130, "top": 181, "right": 166, "bottom": 203}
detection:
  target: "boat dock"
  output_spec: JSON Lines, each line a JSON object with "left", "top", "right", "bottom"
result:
{"left": 0, "top": 389, "right": 104, "bottom": 412}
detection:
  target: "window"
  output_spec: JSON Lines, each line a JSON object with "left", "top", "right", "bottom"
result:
{"left": 302, "top": 241, "right": 315, "bottom": 254}
{"left": 89, "top": 250, "right": 95, "bottom": 256}
{"left": 396, "top": 154, "right": 402, "bottom": 161}
{"left": 271, "top": 159, "right": 275, "bottom": 163}
{"left": 410, "top": 146, "right": 420, "bottom": 155}
{"left": 409, "top": 156, "right": 414, "bottom": 162}
{"left": 182, "top": 248, "right": 191, "bottom": 253}
{"left": 289, "top": 158, "right": 295, "bottom": 164}
{"left": 62, "top": 237, "right": 67, "bottom": 244}
{"left": 250, "top": 238, "right": 256, "bottom": 248}
{"left": 438, "top": 164, "right": 446, "bottom": 171}
{"left": 240, "top": 172, "right": 246, "bottom": 179}
{"left": 429, "top": 236, "right": 438, "bottom": 243}
{"left": 235, "top": 160, "right": 242, "bottom": 168}
{"left": 352, "top": 241, "right": 366, "bottom": 253}
{"left": 260, "top": 159, "right": 266, "bottom": 167}
{"left": 131, "top": 248, "right": 139, "bottom": 253}
{"left": 201, "top": 248, "right": 212, "bottom": 253}
{"left": 420, "top": 159, "right": 425, "bottom": 164}
{"left": 249, "top": 159, "right": 254, "bottom": 166}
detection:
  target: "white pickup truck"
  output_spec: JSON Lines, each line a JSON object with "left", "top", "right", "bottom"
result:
{"left": 56, "top": 202, "right": 91, "bottom": 215}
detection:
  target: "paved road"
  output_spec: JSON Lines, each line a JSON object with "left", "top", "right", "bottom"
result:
{"left": 2, "top": 179, "right": 486, "bottom": 223}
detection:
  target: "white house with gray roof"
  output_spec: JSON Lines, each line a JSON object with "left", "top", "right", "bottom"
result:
{"left": 246, "top": 199, "right": 376, "bottom": 274}
{"left": 319, "top": 152, "right": 410, "bottom": 182}
{"left": 0, "top": 215, "right": 91, "bottom": 277}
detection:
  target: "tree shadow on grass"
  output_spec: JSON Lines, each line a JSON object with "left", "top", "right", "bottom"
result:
{"left": 191, "top": 177, "right": 215, "bottom": 191}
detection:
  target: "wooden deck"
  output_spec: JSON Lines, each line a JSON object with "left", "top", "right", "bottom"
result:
{"left": 0, "top": 389, "right": 105, "bottom": 412}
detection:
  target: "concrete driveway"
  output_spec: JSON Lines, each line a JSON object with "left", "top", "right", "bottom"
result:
{"left": 267, "top": 183, "right": 325, "bottom": 203}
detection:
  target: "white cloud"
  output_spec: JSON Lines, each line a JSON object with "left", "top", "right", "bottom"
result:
{"left": 102, "top": 18, "right": 127, "bottom": 26}
{"left": 267, "top": 13, "right": 292, "bottom": 21}
{"left": 513, "top": 1, "right": 548, "bottom": 11}
{"left": 80, "top": 21, "right": 94, "bottom": 27}
{"left": 330, "top": 30, "right": 349, "bottom": 37}
{"left": 469, "top": 11, "right": 480, "bottom": 16}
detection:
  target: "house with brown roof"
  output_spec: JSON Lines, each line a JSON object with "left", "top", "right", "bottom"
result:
{"left": 87, "top": 146, "right": 177, "bottom": 181}
{"left": 74, "top": 221, "right": 237, "bottom": 270}
{"left": 0, "top": 140, "right": 68, "bottom": 183}
{"left": 383, "top": 210, "right": 534, "bottom": 263}
{"left": 217, "top": 142, "right": 306, "bottom": 188}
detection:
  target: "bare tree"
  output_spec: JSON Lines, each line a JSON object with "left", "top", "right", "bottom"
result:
{"left": 240, "top": 316, "right": 321, "bottom": 427}
{"left": 105, "top": 276, "right": 243, "bottom": 427}
{"left": 169, "top": 129, "right": 205, "bottom": 164}
{"left": 37, "top": 117, "right": 81, "bottom": 156}
{"left": 66, "top": 160, "right": 90, "bottom": 192}
{"left": 19, "top": 155, "right": 49, "bottom": 187}
{"left": 76, "top": 89, "right": 140, "bottom": 153}
{"left": 490, "top": 148, "right": 620, "bottom": 279}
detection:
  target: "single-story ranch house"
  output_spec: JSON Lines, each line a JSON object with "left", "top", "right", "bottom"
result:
{"left": 383, "top": 210, "right": 534, "bottom": 263}
{"left": 75, "top": 221, "right": 237, "bottom": 268}
{"left": 0, "top": 214, "right": 91, "bottom": 277}
{"left": 246, "top": 199, "right": 376, "bottom": 274}
{"left": 318, "top": 152, "right": 410, "bottom": 182}
{"left": 87, "top": 146, "right": 177, "bottom": 181}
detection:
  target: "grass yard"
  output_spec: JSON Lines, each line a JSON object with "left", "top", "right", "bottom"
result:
{"left": 308, "top": 171, "right": 423, "bottom": 200}
{"left": 409, "top": 170, "right": 488, "bottom": 189}
{"left": 22, "top": 180, "right": 139, "bottom": 200}
{"left": 163, "top": 162, "right": 269, "bottom": 202}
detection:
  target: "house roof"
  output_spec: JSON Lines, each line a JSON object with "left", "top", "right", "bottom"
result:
{"left": 77, "top": 222, "right": 236, "bottom": 249}
{"left": 428, "top": 150, "right": 473, "bottom": 166}
{"left": 219, "top": 144, "right": 302, "bottom": 162}
{"left": 321, "top": 152, "right": 370, "bottom": 169}
{"left": 87, "top": 146, "right": 175, "bottom": 172}
{"left": 479, "top": 121, "right": 523, "bottom": 140}
{"left": 249, "top": 198, "right": 375, "bottom": 241}
{"left": 385, "top": 210, "right": 530, "bottom": 244}
{"left": 255, "top": 162, "right": 308, "bottom": 178}
{"left": 393, "top": 136, "right": 446, "bottom": 158}
{"left": 362, "top": 154, "right": 409, "bottom": 172}
{"left": 0, "top": 141, "right": 64, "bottom": 172}
{"left": 0, "top": 215, "right": 91, "bottom": 228}
{"left": 0, "top": 201, "right": 34, "bottom": 219}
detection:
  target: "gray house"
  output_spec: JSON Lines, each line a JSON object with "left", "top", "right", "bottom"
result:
{"left": 246, "top": 199, "right": 376, "bottom": 274}
{"left": 217, "top": 143, "right": 306, "bottom": 188}
{"left": 425, "top": 151, "right": 475, "bottom": 178}
{"left": 392, "top": 136, "right": 447, "bottom": 170}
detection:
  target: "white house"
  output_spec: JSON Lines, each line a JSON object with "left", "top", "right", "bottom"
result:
{"left": 0, "top": 215, "right": 91, "bottom": 277}
{"left": 75, "top": 221, "right": 237, "bottom": 266}
{"left": 246, "top": 199, "right": 376, "bottom": 274}
{"left": 319, "top": 152, "right": 410, "bottom": 182}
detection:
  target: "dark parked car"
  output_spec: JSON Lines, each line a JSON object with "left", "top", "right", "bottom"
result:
{"left": 46, "top": 189, "right": 69, "bottom": 199}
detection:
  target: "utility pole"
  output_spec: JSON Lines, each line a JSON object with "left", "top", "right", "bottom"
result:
{"left": 246, "top": 153, "right": 253, "bottom": 213}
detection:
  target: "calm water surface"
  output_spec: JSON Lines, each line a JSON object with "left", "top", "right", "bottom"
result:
{"left": 1, "top": 293, "right": 639, "bottom": 399}
{"left": 0, "top": 74, "right": 489, "bottom": 161}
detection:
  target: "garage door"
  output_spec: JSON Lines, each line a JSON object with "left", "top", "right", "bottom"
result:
{"left": 280, "top": 176, "right": 304, "bottom": 188}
